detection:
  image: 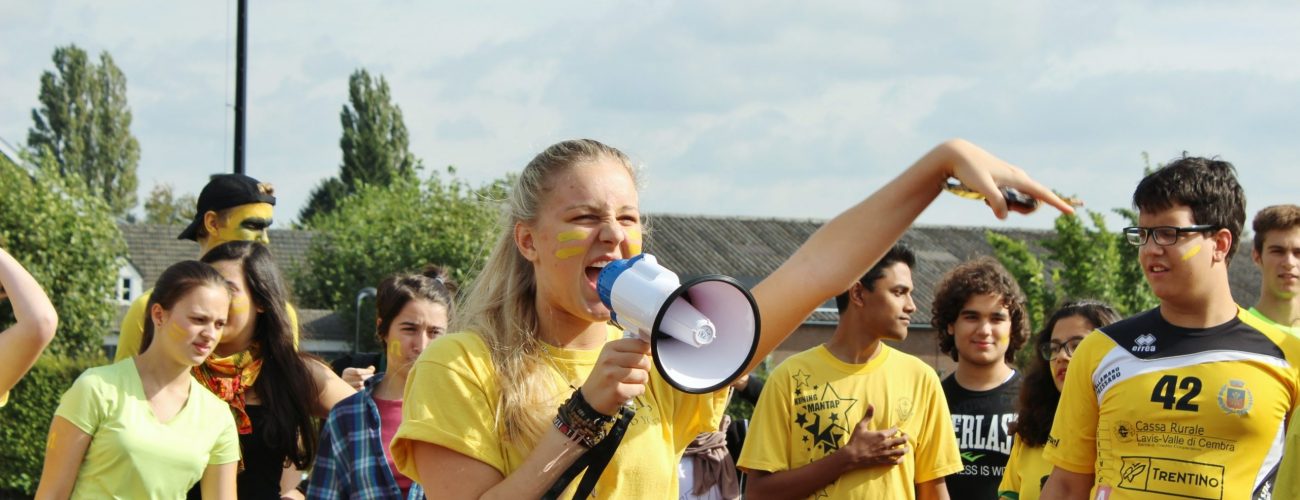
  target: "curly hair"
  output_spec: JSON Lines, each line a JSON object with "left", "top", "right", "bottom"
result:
{"left": 931, "top": 257, "right": 1029, "bottom": 363}
{"left": 1012, "top": 300, "right": 1121, "bottom": 447}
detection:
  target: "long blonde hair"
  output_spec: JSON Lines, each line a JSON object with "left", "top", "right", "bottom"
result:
{"left": 452, "top": 139, "right": 638, "bottom": 448}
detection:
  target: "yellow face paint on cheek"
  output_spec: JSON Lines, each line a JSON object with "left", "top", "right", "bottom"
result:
{"left": 1181, "top": 244, "right": 1202, "bottom": 261}
{"left": 386, "top": 338, "right": 404, "bottom": 365}
{"left": 554, "top": 229, "right": 592, "bottom": 260}
{"left": 557, "top": 230, "right": 589, "bottom": 243}
{"left": 229, "top": 294, "right": 251, "bottom": 315}
{"left": 626, "top": 227, "right": 643, "bottom": 256}
{"left": 167, "top": 321, "right": 188, "bottom": 340}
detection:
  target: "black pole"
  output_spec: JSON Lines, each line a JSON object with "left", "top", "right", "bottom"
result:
{"left": 234, "top": 0, "right": 248, "bottom": 174}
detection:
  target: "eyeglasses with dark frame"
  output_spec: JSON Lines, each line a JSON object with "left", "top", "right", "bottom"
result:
{"left": 1039, "top": 336, "right": 1085, "bottom": 361}
{"left": 1121, "top": 225, "right": 1219, "bottom": 247}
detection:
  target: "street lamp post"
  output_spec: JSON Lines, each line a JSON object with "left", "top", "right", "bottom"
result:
{"left": 354, "top": 287, "right": 377, "bottom": 355}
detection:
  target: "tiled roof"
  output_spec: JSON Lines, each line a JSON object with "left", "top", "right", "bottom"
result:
{"left": 643, "top": 214, "right": 1262, "bottom": 326}
{"left": 118, "top": 223, "right": 315, "bottom": 289}
{"left": 116, "top": 224, "right": 348, "bottom": 346}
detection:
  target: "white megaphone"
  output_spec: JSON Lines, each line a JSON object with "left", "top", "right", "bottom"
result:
{"left": 597, "top": 254, "right": 761, "bottom": 394}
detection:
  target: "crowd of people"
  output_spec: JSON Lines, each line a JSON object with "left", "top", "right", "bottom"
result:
{"left": 0, "top": 138, "right": 1297, "bottom": 499}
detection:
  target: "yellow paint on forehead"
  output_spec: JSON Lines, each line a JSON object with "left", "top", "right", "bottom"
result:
{"left": 555, "top": 247, "right": 585, "bottom": 260}
{"left": 226, "top": 202, "right": 274, "bottom": 221}
{"left": 557, "top": 229, "right": 590, "bottom": 242}
{"left": 1181, "top": 244, "right": 1203, "bottom": 261}
{"left": 213, "top": 202, "right": 274, "bottom": 245}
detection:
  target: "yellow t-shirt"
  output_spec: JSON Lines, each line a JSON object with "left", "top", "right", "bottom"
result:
{"left": 55, "top": 358, "right": 241, "bottom": 498}
{"left": 1044, "top": 307, "right": 1300, "bottom": 500}
{"left": 391, "top": 327, "right": 728, "bottom": 498}
{"left": 115, "top": 288, "right": 299, "bottom": 362}
{"left": 736, "top": 344, "right": 962, "bottom": 499}
{"left": 997, "top": 437, "right": 1052, "bottom": 500}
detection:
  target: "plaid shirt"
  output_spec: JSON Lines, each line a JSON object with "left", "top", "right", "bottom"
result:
{"left": 307, "top": 373, "right": 424, "bottom": 499}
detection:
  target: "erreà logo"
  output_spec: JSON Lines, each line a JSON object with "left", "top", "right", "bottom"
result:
{"left": 1132, "top": 333, "right": 1157, "bottom": 353}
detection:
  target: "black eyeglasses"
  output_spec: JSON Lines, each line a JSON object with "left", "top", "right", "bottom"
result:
{"left": 1122, "top": 225, "right": 1218, "bottom": 247}
{"left": 1039, "top": 336, "right": 1085, "bottom": 361}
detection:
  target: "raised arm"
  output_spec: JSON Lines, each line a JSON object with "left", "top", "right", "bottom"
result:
{"left": 0, "top": 247, "right": 58, "bottom": 396}
{"left": 748, "top": 139, "right": 1071, "bottom": 370}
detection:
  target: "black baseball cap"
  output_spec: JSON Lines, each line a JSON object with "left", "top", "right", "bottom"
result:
{"left": 177, "top": 173, "right": 277, "bottom": 241}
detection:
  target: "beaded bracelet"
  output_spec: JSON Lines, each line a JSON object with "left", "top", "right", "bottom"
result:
{"left": 554, "top": 388, "right": 615, "bottom": 448}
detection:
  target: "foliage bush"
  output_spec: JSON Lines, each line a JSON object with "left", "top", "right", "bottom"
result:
{"left": 293, "top": 168, "right": 507, "bottom": 351}
{"left": 0, "top": 153, "right": 125, "bottom": 357}
{"left": 0, "top": 353, "right": 107, "bottom": 496}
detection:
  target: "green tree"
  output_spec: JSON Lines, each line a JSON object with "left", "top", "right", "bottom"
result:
{"left": 0, "top": 150, "right": 126, "bottom": 357}
{"left": 300, "top": 69, "right": 419, "bottom": 225}
{"left": 142, "top": 182, "right": 197, "bottom": 225}
{"left": 293, "top": 168, "right": 506, "bottom": 351}
{"left": 27, "top": 45, "right": 141, "bottom": 219}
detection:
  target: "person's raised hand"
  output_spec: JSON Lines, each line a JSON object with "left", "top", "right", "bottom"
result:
{"left": 580, "top": 338, "right": 651, "bottom": 416}
{"left": 934, "top": 139, "right": 1076, "bottom": 219}
{"left": 341, "top": 365, "right": 375, "bottom": 390}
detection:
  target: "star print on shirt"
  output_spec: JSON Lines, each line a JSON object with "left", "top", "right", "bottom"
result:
{"left": 796, "top": 383, "right": 859, "bottom": 454}
{"left": 793, "top": 369, "right": 812, "bottom": 391}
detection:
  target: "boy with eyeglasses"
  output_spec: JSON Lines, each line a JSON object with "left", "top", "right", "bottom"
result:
{"left": 1041, "top": 156, "right": 1300, "bottom": 500}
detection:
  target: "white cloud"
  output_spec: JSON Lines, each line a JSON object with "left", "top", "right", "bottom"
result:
{"left": 2, "top": 0, "right": 1298, "bottom": 230}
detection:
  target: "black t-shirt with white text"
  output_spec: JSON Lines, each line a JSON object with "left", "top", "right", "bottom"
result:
{"left": 942, "top": 371, "right": 1020, "bottom": 500}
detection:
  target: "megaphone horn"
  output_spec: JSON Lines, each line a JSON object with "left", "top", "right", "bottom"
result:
{"left": 597, "top": 254, "right": 761, "bottom": 394}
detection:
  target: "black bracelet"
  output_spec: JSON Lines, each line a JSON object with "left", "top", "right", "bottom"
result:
{"left": 554, "top": 388, "right": 615, "bottom": 448}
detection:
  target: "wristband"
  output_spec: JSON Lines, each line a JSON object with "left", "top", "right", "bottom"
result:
{"left": 554, "top": 388, "right": 615, "bottom": 448}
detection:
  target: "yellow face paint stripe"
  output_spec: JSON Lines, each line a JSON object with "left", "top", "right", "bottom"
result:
{"left": 386, "top": 338, "right": 403, "bottom": 365}
{"left": 1182, "top": 244, "right": 1203, "bottom": 261}
{"left": 230, "top": 294, "right": 251, "bottom": 315}
{"left": 555, "top": 247, "right": 585, "bottom": 260}
{"left": 626, "top": 227, "right": 643, "bottom": 256}
{"left": 557, "top": 230, "right": 590, "bottom": 243}
{"left": 167, "top": 322, "right": 188, "bottom": 339}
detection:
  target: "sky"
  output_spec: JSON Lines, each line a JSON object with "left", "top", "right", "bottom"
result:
{"left": 2, "top": 1, "right": 1297, "bottom": 231}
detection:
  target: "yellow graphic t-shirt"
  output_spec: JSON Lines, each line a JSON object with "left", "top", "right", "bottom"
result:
{"left": 737, "top": 344, "right": 962, "bottom": 499}
{"left": 1044, "top": 307, "right": 1300, "bottom": 500}
{"left": 997, "top": 437, "right": 1053, "bottom": 500}
{"left": 391, "top": 327, "right": 728, "bottom": 498}
{"left": 115, "top": 288, "right": 299, "bottom": 361}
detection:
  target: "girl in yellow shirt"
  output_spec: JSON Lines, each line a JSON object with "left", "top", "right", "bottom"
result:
{"left": 999, "top": 300, "right": 1120, "bottom": 500}
{"left": 392, "top": 138, "right": 1075, "bottom": 499}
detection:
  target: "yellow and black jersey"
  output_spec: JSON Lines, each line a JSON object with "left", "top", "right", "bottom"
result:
{"left": 1043, "top": 307, "right": 1300, "bottom": 500}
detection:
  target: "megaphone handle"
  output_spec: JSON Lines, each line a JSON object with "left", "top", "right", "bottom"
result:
{"left": 620, "top": 328, "right": 648, "bottom": 410}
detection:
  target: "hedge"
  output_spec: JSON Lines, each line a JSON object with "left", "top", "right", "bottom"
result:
{"left": 0, "top": 353, "right": 106, "bottom": 496}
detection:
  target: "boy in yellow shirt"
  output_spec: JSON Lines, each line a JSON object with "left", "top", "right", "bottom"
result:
{"left": 738, "top": 243, "right": 962, "bottom": 499}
